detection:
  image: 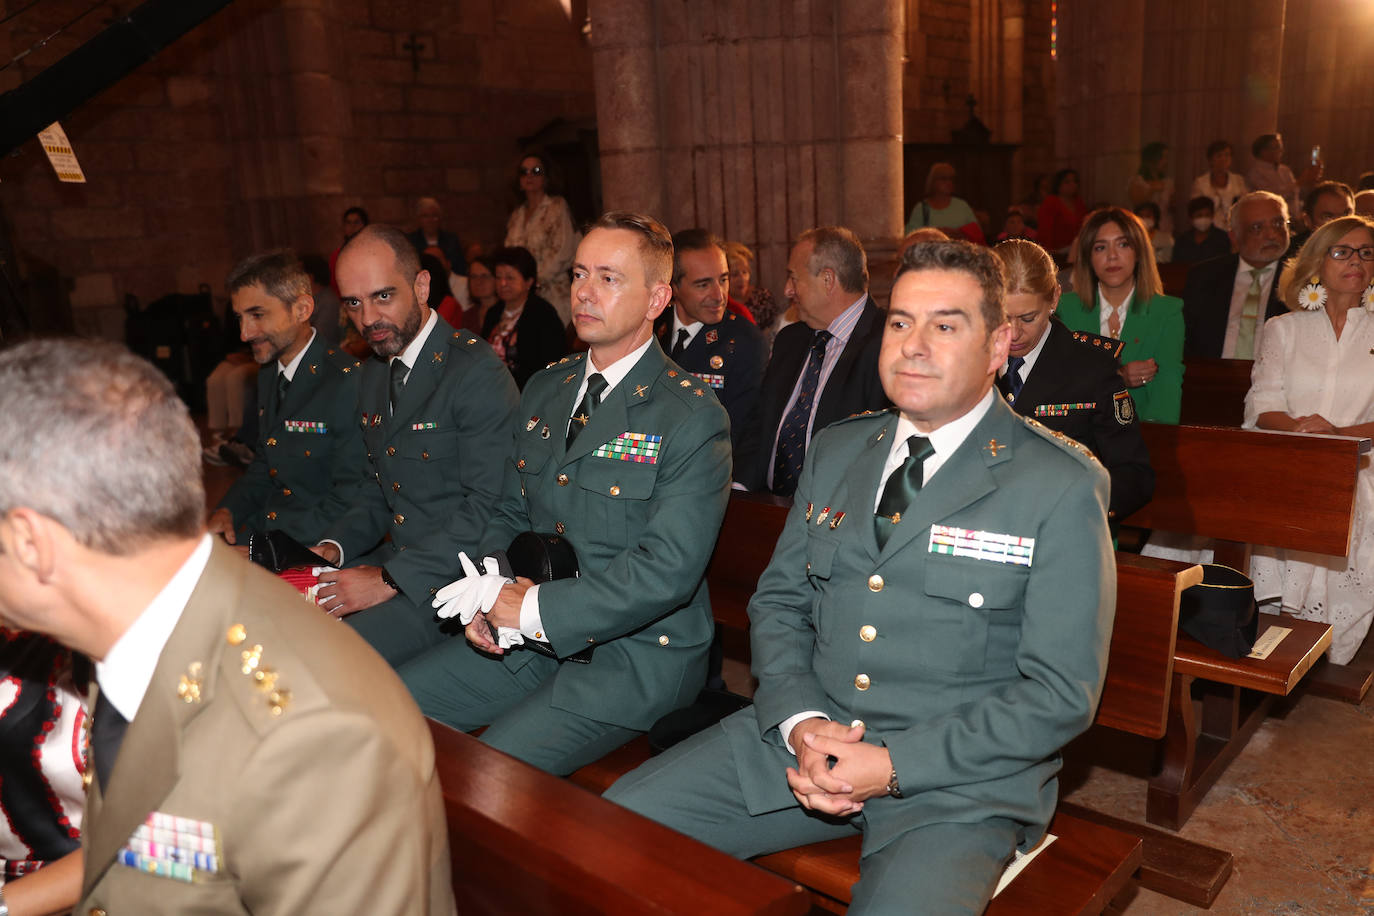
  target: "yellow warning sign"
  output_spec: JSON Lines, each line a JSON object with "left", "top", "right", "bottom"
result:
{"left": 37, "top": 122, "right": 86, "bottom": 184}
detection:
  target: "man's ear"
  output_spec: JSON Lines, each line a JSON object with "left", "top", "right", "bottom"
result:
{"left": 646, "top": 282, "right": 672, "bottom": 322}
{"left": 820, "top": 267, "right": 837, "bottom": 294}
{"left": 5, "top": 508, "right": 58, "bottom": 584}
{"left": 414, "top": 270, "right": 432, "bottom": 309}
{"left": 291, "top": 294, "right": 315, "bottom": 324}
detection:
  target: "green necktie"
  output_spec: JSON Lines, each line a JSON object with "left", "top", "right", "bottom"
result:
{"left": 275, "top": 370, "right": 290, "bottom": 413}
{"left": 388, "top": 358, "right": 408, "bottom": 417}
{"left": 874, "top": 435, "right": 935, "bottom": 548}
{"left": 1234, "top": 267, "right": 1264, "bottom": 359}
{"left": 566, "top": 373, "right": 608, "bottom": 448}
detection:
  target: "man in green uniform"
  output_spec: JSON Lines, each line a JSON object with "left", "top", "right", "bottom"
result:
{"left": 207, "top": 250, "right": 363, "bottom": 548}
{"left": 0, "top": 339, "right": 454, "bottom": 915}
{"left": 606, "top": 240, "right": 1116, "bottom": 913}
{"left": 314, "top": 225, "right": 519, "bottom": 667}
{"left": 397, "top": 211, "right": 733, "bottom": 775}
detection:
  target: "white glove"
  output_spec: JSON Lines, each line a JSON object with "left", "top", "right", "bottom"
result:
{"left": 432, "top": 552, "right": 510, "bottom": 622}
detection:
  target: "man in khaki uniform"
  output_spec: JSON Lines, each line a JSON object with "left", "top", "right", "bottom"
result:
{"left": 0, "top": 339, "right": 455, "bottom": 915}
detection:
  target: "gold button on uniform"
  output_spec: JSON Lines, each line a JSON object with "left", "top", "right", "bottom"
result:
{"left": 89, "top": 908, "right": 107, "bottom": 916}
{"left": 266, "top": 437, "right": 277, "bottom": 447}
{"left": 555, "top": 521, "right": 566, "bottom": 534}
{"left": 268, "top": 468, "right": 277, "bottom": 478}
{"left": 868, "top": 574, "right": 884, "bottom": 592}
{"left": 392, "top": 481, "right": 401, "bottom": 492}
{"left": 304, "top": 449, "right": 311, "bottom": 457}
{"left": 393, "top": 514, "right": 405, "bottom": 525}
{"left": 421, "top": 450, "right": 430, "bottom": 460}
{"left": 557, "top": 474, "right": 569, "bottom": 486}
{"left": 658, "top": 635, "right": 669, "bottom": 646}
{"left": 855, "top": 673, "right": 871, "bottom": 690}
{"left": 860, "top": 625, "right": 876, "bottom": 642}
{"left": 266, "top": 511, "right": 277, "bottom": 521}
{"left": 282, "top": 488, "right": 292, "bottom": 496}
{"left": 386, "top": 446, "right": 397, "bottom": 456}
{"left": 517, "top": 458, "right": 526, "bottom": 469}
{"left": 609, "top": 485, "right": 621, "bottom": 496}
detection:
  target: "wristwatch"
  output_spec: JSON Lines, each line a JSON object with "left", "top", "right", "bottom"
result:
{"left": 379, "top": 566, "right": 401, "bottom": 594}
{"left": 886, "top": 767, "right": 903, "bottom": 799}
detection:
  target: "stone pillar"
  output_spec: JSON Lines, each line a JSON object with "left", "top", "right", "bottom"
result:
{"left": 588, "top": 0, "right": 904, "bottom": 303}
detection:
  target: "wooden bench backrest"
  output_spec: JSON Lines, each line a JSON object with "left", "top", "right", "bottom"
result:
{"left": 427, "top": 720, "right": 810, "bottom": 916}
{"left": 706, "top": 493, "right": 1194, "bottom": 740}
{"left": 1179, "top": 357, "right": 1251, "bottom": 427}
{"left": 1125, "top": 423, "right": 1368, "bottom": 555}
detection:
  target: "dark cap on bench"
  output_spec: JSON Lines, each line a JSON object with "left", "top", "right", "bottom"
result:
{"left": 1178, "top": 564, "right": 1258, "bottom": 658}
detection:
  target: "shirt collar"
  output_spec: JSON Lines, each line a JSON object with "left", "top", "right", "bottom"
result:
{"left": 1004, "top": 322, "right": 1052, "bottom": 379}
{"left": 1096, "top": 284, "right": 1135, "bottom": 315}
{"left": 278, "top": 329, "right": 316, "bottom": 382}
{"left": 825, "top": 293, "right": 868, "bottom": 344}
{"left": 389, "top": 308, "right": 438, "bottom": 373}
{"left": 96, "top": 535, "right": 214, "bottom": 721}
{"left": 671, "top": 311, "right": 703, "bottom": 343}
{"left": 585, "top": 335, "right": 655, "bottom": 395}
{"left": 1237, "top": 256, "right": 1277, "bottom": 278}
{"left": 889, "top": 388, "right": 996, "bottom": 463}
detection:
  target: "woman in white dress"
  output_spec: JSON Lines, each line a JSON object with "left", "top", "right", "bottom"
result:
{"left": 504, "top": 151, "right": 577, "bottom": 325}
{"left": 1245, "top": 215, "right": 1374, "bottom": 664}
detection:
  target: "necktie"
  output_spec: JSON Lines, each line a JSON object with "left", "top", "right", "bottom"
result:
{"left": 1234, "top": 267, "right": 1264, "bottom": 359}
{"left": 275, "top": 370, "right": 290, "bottom": 413}
{"left": 566, "top": 373, "right": 608, "bottom": 448}
{"left": 671, "top": 328, "right": 689, "bottom": 360}
{"left": 1005, "top": 356, "right": 1026, "bottom": 400}
{"left": 1106, "top": 305, "right": 1122, "bottom": 339}
{"left": 388, "top": 358, "right": 408, "bottom": 417}
{"left": 874, "top": 436, "right": 935, "bottom": 549}
{"left": 771, "top": 330, "right": 832, "bottom": 496}
{"left": 92, "top": 690, "right": 129, "bottom": 793}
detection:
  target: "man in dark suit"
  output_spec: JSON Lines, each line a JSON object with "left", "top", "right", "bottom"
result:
{"left": 207, "top": 250, "right": 362, "bottom": 548}
{"left": 734, "top": 226, "right": 889, "bottom": 495}
{"left": 654, "top": 228, "right": 766, "bottom": 454}
{"left": 1182, "top": 191, "right": 1292, "bottom": 359}
{"left": 405, "top": 197, "right": 467, "bottom": 276}
{"left": 314, "top": 225, "right": 520, "bottom": 667}
{"left": 0, "top": 339, "right": 455, "bottom": 915}
{"left": 607, "top": 240, "right": 1115, "bottom": 913}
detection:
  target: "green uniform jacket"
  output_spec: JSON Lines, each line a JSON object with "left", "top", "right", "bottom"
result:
{"left": 326, "top": 316, "right": 520, "bottom": 601}
{"left": 1056, "top": 290, "right": 1185, "bottom": 424}
{"left": 723, "top": 397, "right": 1115, "bottom": 856}
{"left": 81, "top": 542, "right": 455, "bottom": 915}
{"left": 483, "top": 341, "right": 732, "bottom": 731}
{"left": 217, "top": 335, "right": 363, "bottom": 544}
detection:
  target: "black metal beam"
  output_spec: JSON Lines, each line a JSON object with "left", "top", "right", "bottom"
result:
{"left": 0, "top": 0, "right": 235, "bottom": 157}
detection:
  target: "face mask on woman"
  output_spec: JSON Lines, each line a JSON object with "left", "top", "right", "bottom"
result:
{"left": 1192, "top": 216, "right": 1214, "bottom": 232}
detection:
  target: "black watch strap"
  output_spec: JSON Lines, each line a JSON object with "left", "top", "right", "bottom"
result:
{"left": 379, "top": 566, "right": 401, "bottom": 594}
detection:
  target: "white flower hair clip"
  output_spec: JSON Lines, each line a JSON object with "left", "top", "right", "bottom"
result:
{"left": 1299, "top": 277, "right": 1327, "bottom": 311}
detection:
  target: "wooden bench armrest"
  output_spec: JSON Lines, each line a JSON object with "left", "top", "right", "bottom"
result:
{"left": 1173, "top": 614, "right": 1332, "bottom": 695}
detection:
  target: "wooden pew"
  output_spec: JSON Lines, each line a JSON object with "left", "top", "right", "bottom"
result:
{"left": 1179, "top": 356, "right": 1251, "bottom": 427}
{"left": 1122, "top": 423, "right": 1368, "bottom": 831}
{"left": 573, "top": 492, "right": 1201, "bottom": 914}
{"left": 427, "top": 719, "right": 810, "bottom": 915}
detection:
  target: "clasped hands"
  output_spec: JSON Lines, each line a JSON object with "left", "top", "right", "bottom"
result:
{"left": 432, "top": 552, "right": 533, "bottom": 656}
{"left": 785, "top": 718, "right": 895, "bottom": 817}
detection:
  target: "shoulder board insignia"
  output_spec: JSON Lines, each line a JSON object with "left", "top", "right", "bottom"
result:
{"left": 546, "top": 360, "right": 558, "bottom": 369}
{"left": 452, "top": 332, "right": 461, "bottom": 340}
{"left": 1069, "top": 329, "right": 1125, "bottom": 359}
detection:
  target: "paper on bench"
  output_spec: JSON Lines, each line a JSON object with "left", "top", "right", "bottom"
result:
{"left": 1247, "top": 625, "right": 1291, "bottom": 660}
{"left": 991, "top": 832, "right": 1057, "bottom": 897}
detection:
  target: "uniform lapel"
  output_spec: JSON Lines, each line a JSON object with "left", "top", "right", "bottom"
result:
{"left": 561, "top": 345, "right": 665, "bottom": 467}
{"left": 389, "top": 320, "right": 449, "bottom": 432}
{"left": 275, "top": 335, "right": 327, "bottom": 422}
{"left": 83, "top": 544, "right": 234, "bottom": 892}
{"left": 1012, "top": 322, "right": 1070, "bottom": 412}
{"left": 847, "top": 413, "right": 897, "bottom": 561}
{"left": 875, "top": 400, "right": 1012, "bottom": 564}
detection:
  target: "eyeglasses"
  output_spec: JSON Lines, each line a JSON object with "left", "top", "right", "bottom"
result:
{"left": 519, "top": 166, "right": 544, "bottom": 176}
{"left": 1328, "top": 245, "right": 1374, "bottom": 262}
{"left": 1242, "top": 217, "right": 1287, "bottom": 235}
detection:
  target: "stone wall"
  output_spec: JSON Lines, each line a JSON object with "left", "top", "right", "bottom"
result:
{"left": 0, "top": 0, "right": 594, "bottom": 336}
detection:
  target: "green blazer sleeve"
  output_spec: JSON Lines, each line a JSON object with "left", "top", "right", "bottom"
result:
{"left": 881, "top": 460, "right": 1115, "bottom": 797}
{"left": 1055, "top": 291, "right": 1184, "bottom": 424}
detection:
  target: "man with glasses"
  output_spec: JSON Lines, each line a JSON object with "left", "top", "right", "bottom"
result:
{"left": 1182, "top": 191, "right": 1293, "bottom": 359}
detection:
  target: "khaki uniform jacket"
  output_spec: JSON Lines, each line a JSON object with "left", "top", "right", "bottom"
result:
{"left": 326, "top": 315, "right": 520, "bottom": 600}
{"left": 80, "top": 542, "right": 455, "bottom": 915}
{"left": 723, "top": 398, "right": 1115, "bottom": 856}
{"left": 217, "top": 334, "right": 363, "bottom": 544}
{"left": 483, "top": 341, "right": 733, "bottom": 730}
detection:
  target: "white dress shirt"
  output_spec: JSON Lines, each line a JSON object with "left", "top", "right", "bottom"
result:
{"left": 997, "top": 323, "right": 1052, "bottom": 399}
{"left": 670, "top": 313, "right": 703, "bottom": 353}
{"left": 781, "top": 390, "right": 996, "bottom": 751}
{"left": 96, "top": 535, "right": 213, "bottom": 720}
{"left": 1097, "top": 286, "right": 1134, "bottom": 340}
{"left": 279, "top": 329, "right": 316, "bottom": 383}
{"left": 1221, "top": 258, "right": 1278, "bottom": 359}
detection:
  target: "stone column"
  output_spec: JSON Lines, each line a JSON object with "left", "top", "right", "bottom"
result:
{"left": 588, "top": 0, "right": 905, "bottom": 302}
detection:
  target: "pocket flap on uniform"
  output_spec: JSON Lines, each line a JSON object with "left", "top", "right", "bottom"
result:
{"left": 576, "top": 457, "right": 657, "bottom": 500}
{"left": 806, "top": 535, "right": 838, "bottom": 579}
{"left": 923, "top": 557, "right": 1027, "bottom": 609}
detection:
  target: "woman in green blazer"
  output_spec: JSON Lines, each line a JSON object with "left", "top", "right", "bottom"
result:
{"left": 1057, "top": 207, "right": 1184, "bottom": 423}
